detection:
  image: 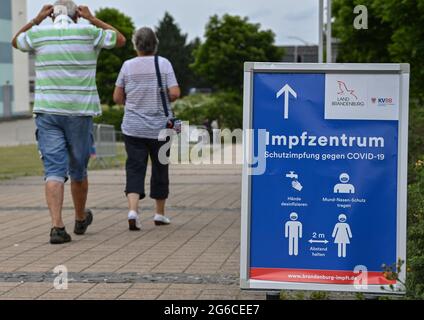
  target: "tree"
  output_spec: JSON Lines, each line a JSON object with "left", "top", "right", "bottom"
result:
{"left": 184, "top": 37, "right": 211, "bottom": 91}
{"left": 191, "top": 14, "right": 284, "bottom": 92}
{"left": 155, "top": 12, "right": 198, "bottom": 95}
{"left": 95, "top": 8, "right": 135, "bottom": 106}
{"left": 333, "top": 0, "right": 424, "bottom": 299}
{"left": 333, "top": 0, "right": 424, "bottom": 102}
{"left": 173, "top": 91, "right": 242, "bottom": 130}
{"left": 373, "top": 0, "right": 424, "bottom": 103}
{"left": 333, "top": 0, "right": 393, "bottom": 63}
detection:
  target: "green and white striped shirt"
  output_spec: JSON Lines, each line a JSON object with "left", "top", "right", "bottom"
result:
{"left": 17, "top": 15, "right": 117, "bottom": 116}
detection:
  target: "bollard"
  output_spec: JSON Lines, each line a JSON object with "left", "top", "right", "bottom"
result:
{"left": 2, "top": 84, "right": 13, "bottom": 118}
{"left": 266, "top": 291, "right": 281, "bottom": 300}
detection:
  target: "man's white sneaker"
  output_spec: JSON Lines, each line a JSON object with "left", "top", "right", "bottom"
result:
{"left": 128, "top": 211, "right": 141, "bottom": 231}
{"left": 154, "top": 214, "right": 171, "bottom": 226}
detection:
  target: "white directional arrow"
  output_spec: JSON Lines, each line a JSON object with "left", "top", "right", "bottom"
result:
{"left": 308, "top": 239, "right": 329, "bottom": 244}
{"left": 276, "top": 84, "right": 298, "bottom": 119}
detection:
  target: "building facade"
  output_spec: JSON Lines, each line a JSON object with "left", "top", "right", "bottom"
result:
{"left": 282, "top": 46, "right": 320, "bottom": 63}
{"left": 281, "top": 40, "right": 340, "bottom": 64}
{"left": 0, "top": 0, "right": 30, "bottom": 118}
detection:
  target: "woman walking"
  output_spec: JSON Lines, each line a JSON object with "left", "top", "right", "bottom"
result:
{"left": 113, "top": 27, "right": 180, "bottom": 231}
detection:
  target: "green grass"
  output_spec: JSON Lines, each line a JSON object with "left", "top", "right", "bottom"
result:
{"left": 0, "top": 145, "right": 43, "bottom": 180}
{"left": 0, "top": 142, "right": 222, "bottom": 180}
{"left": 89, "top": 144, "right": 126, "bottom": 170}
{"left": 0, "top": 144, "right": 127, "bottom": 181}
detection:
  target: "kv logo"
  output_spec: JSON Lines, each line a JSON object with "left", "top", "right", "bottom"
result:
{"left": 53, "top": 265, "right": 68, "bottom": 290}
{"left": 276, "top": 84, "right": 297, "bottom": 119}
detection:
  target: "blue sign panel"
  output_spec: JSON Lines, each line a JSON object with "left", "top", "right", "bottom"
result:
{"left": 249, "top": 72, "right": 399, "bottom": 285}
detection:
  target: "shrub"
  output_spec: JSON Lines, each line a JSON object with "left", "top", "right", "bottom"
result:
{"left": 173, "top": 91, "right": 243, "bottom": 130}
{"left": 309, "top": 291, "right": 329, "bottom": 300}
{"left": 94, "top": 106, "right": 124, "bottom": 132}
{"left": 172, "top": 93, "right": 214, "bottom": 125}
{"left": 406, "top": 160, "right": 424, "bottom": 299}
{"left": 95, "top": 91, "right": 244, "bottom": 133}
{"left": 408, "top": 100, "right": 424, "bottom": 183}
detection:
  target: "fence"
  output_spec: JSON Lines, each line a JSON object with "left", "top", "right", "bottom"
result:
{"left": 92, "top": 124, "right": 118, "bottom": 168}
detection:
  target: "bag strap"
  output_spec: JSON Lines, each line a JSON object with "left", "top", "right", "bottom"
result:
{"left": 154, "top": 55, "right": 169, "bottom": 118}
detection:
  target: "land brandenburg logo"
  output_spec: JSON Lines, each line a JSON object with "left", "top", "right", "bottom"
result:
{"left": 332, "top": 81, "right": 365, "bottom": 107}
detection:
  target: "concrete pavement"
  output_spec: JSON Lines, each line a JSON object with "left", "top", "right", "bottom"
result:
{"left": 0, "top": 164, "right": 265, "bottom": 300}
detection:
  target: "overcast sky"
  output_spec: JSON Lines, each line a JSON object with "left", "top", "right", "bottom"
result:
{"left": 27, "top": 0, "right": 320, "bottom": 45}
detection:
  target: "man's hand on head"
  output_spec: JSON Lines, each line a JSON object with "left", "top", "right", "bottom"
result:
{"left": 34, "top": 4, "right": 54, "bottom": 25}
{"left": 77, "top": 6, "right": 95, "bottom": 22}
{"left": 77, "top": 5, "right": 126, "bottom": 47}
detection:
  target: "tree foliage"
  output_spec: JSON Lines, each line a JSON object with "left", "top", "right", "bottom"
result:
{"left": 95, "top": 8, "right": 136, "bottom": 106}
{"left": 334, "top": 0, "right": 424, "bottom": 299}
{"left": 333, "top": 0, "right": 392, "bottom": 63}
{"left": 155, "top": 12, "right": 200, "bottom": 95}
{"left": 191, "top": 14, "right": 284, "bottom": 92}
{"left": 374, "top": 0, "right": 424, "bottom": 103}
{"left": 406, "top": 156, "right": 424, "bottom": 299}
{"left": 333, "top": 0, "right": 424, "bottom": 101}
{"left": 173, "top": 92, "right": 242, "bottom": 130}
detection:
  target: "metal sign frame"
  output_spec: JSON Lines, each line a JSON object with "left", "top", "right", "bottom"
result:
{"left": 240, "top": 63, "right": 410, "bottom": 294}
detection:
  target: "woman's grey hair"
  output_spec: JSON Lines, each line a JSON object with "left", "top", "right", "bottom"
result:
{"left": 133, "top": 27, "right": 159, "bottom": 55}
{"left": 53, "top": 0, "right": 78, "bottom": 19}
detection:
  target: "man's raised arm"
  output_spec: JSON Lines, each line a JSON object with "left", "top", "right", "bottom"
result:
{"left": 11, "top": 5, "right": 54, "bottom": 49}
{"left": 77, "top": 6, "right": 126, "bottom": 48}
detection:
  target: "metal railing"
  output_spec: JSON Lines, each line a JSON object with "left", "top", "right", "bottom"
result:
{"left": 92, "top": 124, "right": 118, "bottom": 167}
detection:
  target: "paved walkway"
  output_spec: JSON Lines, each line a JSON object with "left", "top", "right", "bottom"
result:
{"left": 0, "top": 165, "right": 265, "bottom": 300}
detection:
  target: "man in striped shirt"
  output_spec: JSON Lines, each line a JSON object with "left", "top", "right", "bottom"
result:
{"left": 11, "top": 1, "right": 126, "bottom": 244}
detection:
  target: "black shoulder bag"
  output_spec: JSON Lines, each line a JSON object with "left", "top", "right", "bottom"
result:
{"left": 154, "top": 55, "right": 181, "bottom": 133}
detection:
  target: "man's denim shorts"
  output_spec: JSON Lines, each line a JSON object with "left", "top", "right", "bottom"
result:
{"left": 35, "top": 113, "right": 93, "bottom": 183}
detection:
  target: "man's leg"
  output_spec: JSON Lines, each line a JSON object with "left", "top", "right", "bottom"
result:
{"left": 46, "top": 181, "right": 65, "bottom": 228}
{"left": 71, "top": 178, "right": 88, "bottom": 222}
{"left": 66, "top": 116, "right": 94, "bottom": 234}
{"left": 35, "top": 114, "right": 70, "bottom": 244}
{"left": 46, "top": 178, "right": 72, "bottom": 244}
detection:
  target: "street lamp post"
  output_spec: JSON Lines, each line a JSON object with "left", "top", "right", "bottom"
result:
{"left": 326, "top": 0, "right": 332, "bottom": 63}
{"left": 318, "top": 0, "right": 324, "bottom": 63}
{"left": 286, "top": 0, "right": 329, "bottom": 63}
